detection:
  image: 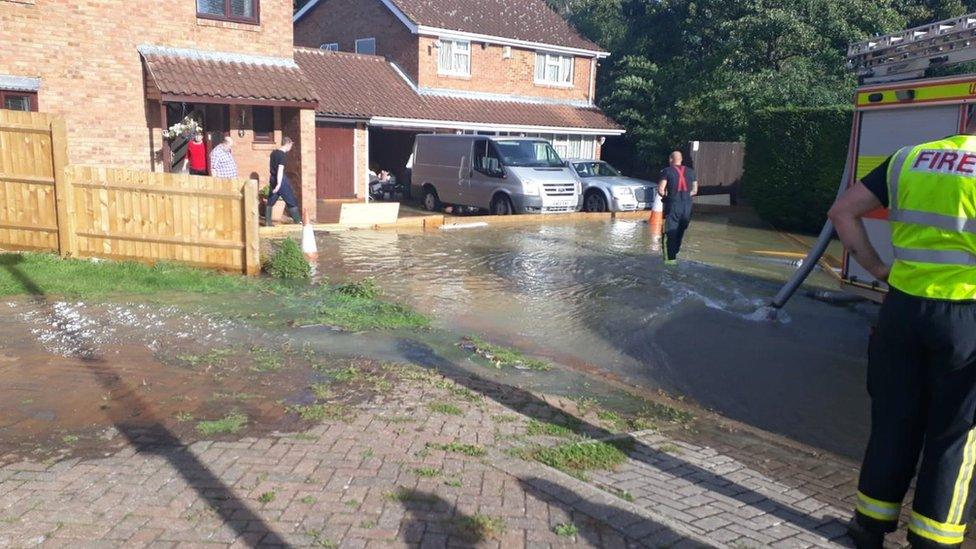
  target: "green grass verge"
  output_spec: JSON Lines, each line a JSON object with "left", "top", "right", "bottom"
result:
{"left": 195, "top": 412, "right": 248, "bottom": 436}
{"left": 0, "top": 253, "right": 248, "bottom": 298}
{"left": 0, "top": 252, "right": 429, "bottom": 332}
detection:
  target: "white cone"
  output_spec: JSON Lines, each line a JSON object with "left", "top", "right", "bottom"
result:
{"left": 301, "top": 209, "right": 318, "bottom": 262}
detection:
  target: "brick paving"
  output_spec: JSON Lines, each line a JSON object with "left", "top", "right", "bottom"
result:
{"left": 0, "top": 353, "right": 876, "bottom": 549}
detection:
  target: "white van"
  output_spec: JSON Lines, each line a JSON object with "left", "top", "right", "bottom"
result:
{"left": 410, "top": 135, "right": 582, "bottom": 215}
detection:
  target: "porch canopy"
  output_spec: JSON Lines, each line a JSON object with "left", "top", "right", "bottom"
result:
{"left": 140, "top": 45, "right": 318, "bottom": 108}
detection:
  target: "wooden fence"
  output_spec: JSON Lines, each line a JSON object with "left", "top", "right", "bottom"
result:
{"left": 0, "top": 110, "right": 260, "bottom": 274}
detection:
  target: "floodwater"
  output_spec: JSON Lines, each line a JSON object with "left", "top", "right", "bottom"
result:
{"left": 314, "top": 210, "right": 877, "bottom": 459}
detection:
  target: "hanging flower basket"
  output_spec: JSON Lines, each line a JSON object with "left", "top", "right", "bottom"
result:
{"left": 162, "top": 115, "right": 203, "bottom": 141}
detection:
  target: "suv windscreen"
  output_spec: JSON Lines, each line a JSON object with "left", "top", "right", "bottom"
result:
{"left": 573, "top": 161, "right": 621, "bottom": 178}
{"left": 493, "top": 140, "right": 564, "bottom": 168}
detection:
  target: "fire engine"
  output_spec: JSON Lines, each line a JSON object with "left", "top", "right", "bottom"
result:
{"left": 772, "top": 13, "right": 976, "bottom": 308}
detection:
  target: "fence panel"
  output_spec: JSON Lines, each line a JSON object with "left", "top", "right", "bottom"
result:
{"left": 67, "top": 166, "right": 258, "bottom": 273}
{"left": 0, "top": 110, "right": 259, "bottom": 274}
{"left": 0, "top": 110, "right": 60, "bottom": 252}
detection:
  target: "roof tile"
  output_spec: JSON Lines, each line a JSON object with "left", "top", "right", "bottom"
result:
{"left": 295, "top": 48, "right": 620, "bottom": 131}
{"left": 389, "top": 0, "right": 601, "bottom": 52}
{"left": 142, "top": 48, "right": 318, "bottom": 105}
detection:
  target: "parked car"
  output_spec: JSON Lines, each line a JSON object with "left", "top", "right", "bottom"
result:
{"left": 566, "top": 159, "right": 656, "bottom": 212}
{"left": 411, "top": 135, "right": 582, "bottom": 215}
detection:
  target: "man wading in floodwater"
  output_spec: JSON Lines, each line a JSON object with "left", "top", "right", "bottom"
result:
{"left": 658, "top": 151, "right": 698, "bottom": 264}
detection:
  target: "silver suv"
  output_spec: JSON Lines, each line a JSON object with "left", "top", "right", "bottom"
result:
{"left": 566, "top": 159, "right": 656, "bottom": 212}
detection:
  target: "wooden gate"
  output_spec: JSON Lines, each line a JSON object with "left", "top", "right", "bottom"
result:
{"left": 687, "top": 141, "right": 745, "bottom": 202}
{"left": 0, "top": 110, "right": 66, "bottom": 252}
{"left": 316, "top": 122, "right": 356, "bottom": 199}
{"left": 0, "top": 110, "right": 261, "bottom": 274}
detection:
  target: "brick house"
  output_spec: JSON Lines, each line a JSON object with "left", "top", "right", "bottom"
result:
{"left": 293, "top": 0, "right": 623, "bottom": 202}
{"left": 1, "top": 0, "right": 319, "bottom": 220}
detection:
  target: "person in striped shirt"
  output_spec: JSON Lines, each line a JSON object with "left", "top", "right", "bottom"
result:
{"left": 209, "top": 137, "right": 238, "bottom": 179}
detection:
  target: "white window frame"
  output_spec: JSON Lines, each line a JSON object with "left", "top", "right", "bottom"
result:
{"left": 320, "top": 43, "right": 339, "bottom": 51}
{"left": 437, "top": 39, "right": 471, "bottom": 77}
{"left": 534, "top": 52, "right": 574, "bottom": 87}
{"left": 355, "top": 38, "right": 376, "bottom": 55}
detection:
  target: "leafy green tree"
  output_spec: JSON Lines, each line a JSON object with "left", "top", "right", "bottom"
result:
{"left": 559, "top": 0, "right": 960, "bottom": 175}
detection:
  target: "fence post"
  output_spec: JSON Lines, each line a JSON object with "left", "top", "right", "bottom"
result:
{"left": 243, "top": 179, "right": 260, "bottom": 275}
{"left": 50, "top": 118, "right": 77, "bottom": 258}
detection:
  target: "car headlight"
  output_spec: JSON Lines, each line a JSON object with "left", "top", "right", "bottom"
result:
{"left": 522, "top": 180, "right": 541, "bottom": 196}
{"left": 611, "top": 186, "right": 634, "bottom": 198}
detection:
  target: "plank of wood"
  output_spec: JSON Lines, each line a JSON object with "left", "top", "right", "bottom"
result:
{"left": 74, "top": 230, "right": 245, "bottom": 250}
{"left": 243, "top": 179, "right": 260, "bottom": 275}
{"left": 72, "top": 180, "right": 241, "bottom": 199}
{"left": 51, "top": 118, "right": 77, "bottom": 257}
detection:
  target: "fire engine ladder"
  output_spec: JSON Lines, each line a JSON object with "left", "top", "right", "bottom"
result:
{"left": 848, "top": 13, "right": 976, "bottom": 83}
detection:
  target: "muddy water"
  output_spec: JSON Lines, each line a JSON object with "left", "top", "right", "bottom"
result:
{"left": 314, "top": 211, "right": 876, "bottom": 458}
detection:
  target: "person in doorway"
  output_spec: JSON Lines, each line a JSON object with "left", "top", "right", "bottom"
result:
{"left": 182, "top": 130, "right": 208, "bottom": 176}
{"left": 828, "top": 113, "right": 976, "bottom": 548}
{"left": 209, "top": 137, "right": 237, "bottom": 179}
{"left": 266, "top": 137, "right": 301, "bottom": 227}
{"left": 657, "top": 151, "right": 698, "bottom": 264}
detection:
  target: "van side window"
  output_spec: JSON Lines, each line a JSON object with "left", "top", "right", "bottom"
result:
{"left": 473, "top": 139, "right": 502, "bottom": 175}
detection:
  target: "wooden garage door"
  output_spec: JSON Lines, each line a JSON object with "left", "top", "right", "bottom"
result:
{"left": 316, "top": 123, "right": 356, "bottom": 199}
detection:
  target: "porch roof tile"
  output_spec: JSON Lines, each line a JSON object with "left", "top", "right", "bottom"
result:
{"left": 140, "top": 45, "right": 318, "bottom": 107}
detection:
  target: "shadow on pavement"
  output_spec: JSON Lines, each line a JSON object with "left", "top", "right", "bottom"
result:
{"left": 1, "top": 254, "right": 289, "bottom": 548}
{"left": 395, "top": 337, "right": 855, "bottom": 547}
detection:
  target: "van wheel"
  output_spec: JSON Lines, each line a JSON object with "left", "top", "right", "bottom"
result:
{"left": 584, "top": 191, "right": 608, "bottom": 213}
{"left": 490, "top": 194, "right": 515, "bottom": 216}
{"left": 422, "top": 187, "right": 441, "bottom": 212}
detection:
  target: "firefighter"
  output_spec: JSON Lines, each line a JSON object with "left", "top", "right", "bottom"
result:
{"left": 828, "top": 113, "right": 976, "bottom": 548}
{"left": 657, "top": 151, "right": 698, "bottom": 264}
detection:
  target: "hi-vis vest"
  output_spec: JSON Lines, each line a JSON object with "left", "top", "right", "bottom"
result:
{"left": 886, "top": 135, "right": 976, "bottom": 301}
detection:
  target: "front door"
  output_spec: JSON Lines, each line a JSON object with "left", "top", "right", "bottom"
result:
{"left": 316, "top": 123, "right": 356, "bottom": 199}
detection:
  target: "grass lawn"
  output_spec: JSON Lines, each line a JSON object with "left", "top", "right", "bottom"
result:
{"left": 0, "top": 252, "right": 249, "bottom": 297}
{"left": 0, "top": 252, "right": 428, "bottom": 331}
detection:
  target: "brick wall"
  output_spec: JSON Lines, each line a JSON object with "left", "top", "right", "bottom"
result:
{"left": 416, "top": 37, "right": 593, "bottom": 103}
{"left": 1, "top": 0, "right": 294, "bottom": 168}
{"left": 294, "top": 0, "right": 418, "bottom": 81}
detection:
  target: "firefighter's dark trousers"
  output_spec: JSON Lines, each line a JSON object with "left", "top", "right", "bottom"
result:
{"left": 855, "top": 288, "right": 976, "bottom": 547}
{"left": 663, "top": 198, "right": 692, "bottom": 261}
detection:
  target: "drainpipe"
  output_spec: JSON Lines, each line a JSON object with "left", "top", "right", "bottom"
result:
{"left": 588, "top": 58, "right": 597, "bottom": 105}
{"left": 364, "top": 123, "right": 371, "bottom": 204}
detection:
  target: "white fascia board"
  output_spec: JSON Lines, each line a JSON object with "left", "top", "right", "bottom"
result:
{"left": 377, "top": 0, "right": 419, "bottom": 31}
{"left": 418, "top": 26, "right": 609, "bottom": 58}
{"left": 418, "top": 86, "right": 591, "bottom": 108}
{"left": 293, "top": 0, "right": 321, "bottom": 22}
{"left": 368, "top": 116, "right": 625, "bottom": 136}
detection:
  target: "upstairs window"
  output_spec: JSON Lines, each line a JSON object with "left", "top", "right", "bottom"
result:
{"left": 320, "top": 43, "right": 339, "bottom": 51}
{"left": 535, "top": 52, "right": 573, "bottom": 86}
{"left": 1, "top": 90, "right": 37, "bottom": 112}
{"left": 197, "top": 0, "right": 258, "bottom": 24}
{"left": 438, "top": 40, "right": 471, "bottom": 77}
{"left": 355, "top": 38, "right": 376, "bottom": 55}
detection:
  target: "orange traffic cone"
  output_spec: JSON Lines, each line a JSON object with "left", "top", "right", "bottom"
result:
{"left": 649, "top": 193, "right": 664, "bottom": 246}
{"left": 301, "top": 209, "right": 318, "bottom": 263}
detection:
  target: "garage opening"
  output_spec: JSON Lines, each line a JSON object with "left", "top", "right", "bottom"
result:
{"left": 368, "top": 127, "right": 423, "bottom": 200}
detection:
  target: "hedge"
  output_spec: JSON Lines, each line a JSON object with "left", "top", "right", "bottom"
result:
{"left": 743, "top": 106, "right": 853, "bottom": 233}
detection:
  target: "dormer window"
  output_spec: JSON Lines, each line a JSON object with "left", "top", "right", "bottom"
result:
{"left": 197, "top": 0, "right": 259, "bottom": 24}
{"left": 535, "top": 52, "right": 573, "bottom": 86}
{"left": 438, "top": 40, "right": 471, "bottom": 77}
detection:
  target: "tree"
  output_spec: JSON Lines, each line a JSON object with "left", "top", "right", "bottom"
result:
{"left": 560, "top": 0, "right": 954, "bottom": 175}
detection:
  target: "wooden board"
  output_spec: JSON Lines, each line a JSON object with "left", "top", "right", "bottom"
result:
{"left": 337, "top": 202, "right": 400, "bottom": 226}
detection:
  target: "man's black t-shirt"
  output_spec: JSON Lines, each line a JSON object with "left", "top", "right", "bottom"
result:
{"left": 861, "top": 157, "right": 891, "bottom": 208}
{"left": 270, "top": 149, "right": 287, "bottom": 187}
{"left": 659, "top": 165, "right": 697, "bottom": 200}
